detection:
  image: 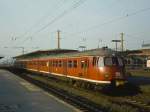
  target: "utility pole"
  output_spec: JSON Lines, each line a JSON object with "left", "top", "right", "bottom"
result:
{"left": 112, "top": 40, "right": 121, "bottom": 51}
{"left": 98, "top": 39, "right": 102, "bottom": 48}
{"left": 120, "top": 32, "right": 124, "bottom": 52}
{"left": 57, "top": 30, "right": 60, "bottom": 49}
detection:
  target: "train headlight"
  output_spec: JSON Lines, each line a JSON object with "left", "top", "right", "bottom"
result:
{"left": 99, "top": 67, "right": 104, "bottom": 72}
{"left": 105, "top": 74, "right": 109, "bottom": 78}
{"left": 104, "top": 73, "right": 110, "bottom": 79}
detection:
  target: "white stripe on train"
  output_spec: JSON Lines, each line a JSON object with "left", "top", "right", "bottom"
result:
{"left": 26, "top": 68, "right": 111, "bottom": 84}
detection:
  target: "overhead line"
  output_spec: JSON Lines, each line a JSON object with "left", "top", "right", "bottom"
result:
{"left": 32, "top": 0, "right": 87, "bottom": 35}
{"left": 20, "top": 0, "right": 87, "bottom": 45}
{"left": 15, "top": 0, "right": 70, "bottom": 41}
{"left": 65, "top": 7, "right": 150, "bottom": 38}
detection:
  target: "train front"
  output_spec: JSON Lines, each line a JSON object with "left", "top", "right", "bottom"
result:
{"left": 98, "top": 56, "right": 127, "bottom": 87}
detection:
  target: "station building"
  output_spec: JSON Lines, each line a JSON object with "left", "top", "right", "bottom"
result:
{"left": 125, "top": 47, "right": 150, "bottom": 70}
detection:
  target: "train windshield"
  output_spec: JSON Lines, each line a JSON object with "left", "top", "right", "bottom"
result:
{"left": 104, "top": 57, "right": 123, "bottom": 66}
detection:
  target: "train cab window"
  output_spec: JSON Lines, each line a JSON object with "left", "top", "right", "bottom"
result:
{"left": 104, "top": 57, "right": 113, "bottom": 66}
{"left": 104, "top": 57, "right": 124, "bottom": 66}
{"left": 98, "top": 57, "right": 104, "bottom": 67}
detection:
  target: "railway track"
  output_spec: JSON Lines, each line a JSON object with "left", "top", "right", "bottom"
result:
{"left": 109, "top": 97, "right": 150, "bottom": 112}
{"left": 8, "top": 69, "right": 150, "bottom": 112}
{"left": 101, "top": 85, "right": 150, "bottom": 112}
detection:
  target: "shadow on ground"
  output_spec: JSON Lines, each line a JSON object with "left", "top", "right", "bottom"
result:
{"left": 101, "top": 75, "right": 150, "bottom": 97}
{"left": 128, "top": 76, "right": 150, "bottom": 86}
{"left": 100, "top": 83, "right": 142, "bottom": 97}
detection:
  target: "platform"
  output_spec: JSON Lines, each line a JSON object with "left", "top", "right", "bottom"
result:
{"left": 0, "top": 69, "right": 79, "bottom": 112}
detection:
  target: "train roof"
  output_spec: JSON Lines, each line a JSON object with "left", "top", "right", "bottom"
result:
{"left": 43, "top": 48, "right": 114, "bottom": 59}
{"left": 15, "top": 49, "right": 78, "bottom": 59}
{"left": 15, "top": 47, "right": 116, "bottom": 60}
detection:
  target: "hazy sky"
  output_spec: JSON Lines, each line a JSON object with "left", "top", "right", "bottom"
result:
{"left": 0, "top": 0, "right": 150, "bottom": 56}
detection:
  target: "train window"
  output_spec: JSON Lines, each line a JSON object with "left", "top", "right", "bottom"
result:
{"left": 52, "top": 61, "right": 54, "bottom": 67}
{"left": 56, "top": 60, "right": 58, "bottom": 67}
{"left": 104, "top": 57, "right": 124, "bottom": 66}
{"left": 54, "top": 61, "right": 56, "bottom": 67}
{"left": 86, "top": 60, "right": 89, "bottom": 68}
{"left": 81, "top": 60, "right": 88, "bottom": 68}
{"left": 68, "top": 60, "right": 72, "bottom": 68}
{"left": 49, "top": 61, "right": 52, "bottom": 66}
{"left": 73, "top": 60, "right": 77, "bottom": 68}
{"left": 42, "top": 61, "right": 45, "bottom": 66}
{"left": 93, "top": 57, "right": 98, "bottom": 66}
{"left": 39, "top": 61, "right": 42, "bottom": 66}
{"left": 81, "top": 62, "right": 84, "bottom": 68}
{"left": 104, "top": 57, "right": 113, "bottom": 66}
{"left": 51, "top": 61, "right": 52, "bottom": 66}
{"left": 59, "top": 60, "right": 62, "bottom": 67}
{"left": 98, "top": 57, "right": 104, "bottom": 67}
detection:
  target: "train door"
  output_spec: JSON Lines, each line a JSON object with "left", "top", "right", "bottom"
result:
{"left": 63, "top": 59, "right": 67, "bottom": 76}
{"left": 46, "top": 61, "right": 50, "bottom": 73}
{"left": 81, "top": 58, "right": 88, "bottom": 78}
{"left": 48, "top": 60, "right": 52, "bottom": 73}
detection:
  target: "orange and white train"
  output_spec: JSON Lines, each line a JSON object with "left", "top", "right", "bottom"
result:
{"left": 14, "top": 48, "right": 127, "bottom": 86}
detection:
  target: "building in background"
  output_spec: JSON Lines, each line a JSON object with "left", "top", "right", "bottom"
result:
{"left": 124, "top": 47, "right": 150, "bottom": 70}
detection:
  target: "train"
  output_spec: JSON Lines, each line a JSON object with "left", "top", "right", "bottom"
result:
{"left": 14, "top": 48, "right": 127, "bottom": 87}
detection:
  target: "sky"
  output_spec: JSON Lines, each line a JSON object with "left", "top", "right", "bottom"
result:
{"left": 0, "top": 0, "right": 150, "bottom": 57}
